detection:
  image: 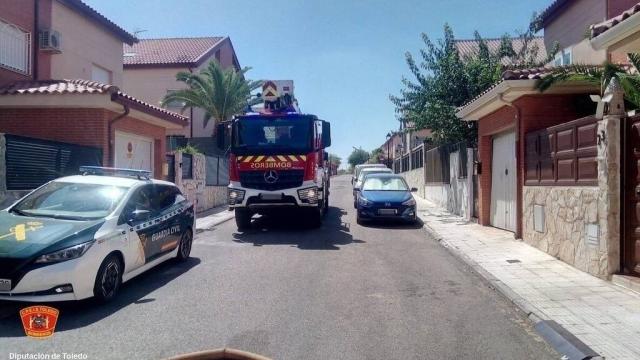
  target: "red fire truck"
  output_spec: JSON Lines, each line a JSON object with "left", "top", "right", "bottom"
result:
{"left": 217, "top": 81, "right": 332, "bottom": 229}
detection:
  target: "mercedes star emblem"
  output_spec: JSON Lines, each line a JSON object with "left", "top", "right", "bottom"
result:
{"left": 264, "top": 170, "right": 279, "bottom": 184}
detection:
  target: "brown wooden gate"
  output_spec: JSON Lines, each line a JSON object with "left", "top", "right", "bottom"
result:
{"left": 624, "top": 115, "right": 640, "bottom": 276}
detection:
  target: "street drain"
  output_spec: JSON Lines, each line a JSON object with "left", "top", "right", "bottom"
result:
{"left": 506, "top": 259, "right": 521, "bottom": 263}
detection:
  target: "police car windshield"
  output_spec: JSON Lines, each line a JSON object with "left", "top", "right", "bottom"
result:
{"left": 12, "top": 182, "right": 128, "bottom": 220}
{"left": 234, "top": 117, "right": 311, "bottom": 151}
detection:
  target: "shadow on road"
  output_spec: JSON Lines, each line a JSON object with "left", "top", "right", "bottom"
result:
{"left": 0, "top": 257, "right": 200, "bottom": 337}
{"left": 232, "top": 206, "right": 364, "bottom": 250}
{"left": 359, "top": 217, "right": 424, "bottom": 230}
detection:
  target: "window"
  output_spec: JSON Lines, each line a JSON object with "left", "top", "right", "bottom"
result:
{"left": 12, "top": 182, "right": 127, "bottom": 220}
{"left": 154, "top": 185, "right": 183, "bottom": 211}
{"left": 91, "top": 64, "right": 112, "bottom": 84}
{"left": 165, "top": 89, "right": 186, "bottom": 108}
{"left": 553, "top": 47, "right": 572, "bottom": 66}
{"left": 0, "top": 19, "right": 31, "bottom": 74}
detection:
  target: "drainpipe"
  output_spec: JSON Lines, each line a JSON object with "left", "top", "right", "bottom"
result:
{"left": 107, "top": 100, "right": 129, "bottom": 167}
{"left": 188, "top": 67, "right": 194, "bottom": 139}
{"left": 498, "top": 93, "right": 523, "bottom": 240}
{"left": 33, "top": 0, "right": 39, "bottom": 80}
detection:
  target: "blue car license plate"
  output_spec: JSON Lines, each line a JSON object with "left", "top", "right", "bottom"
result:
{"left": 378, "top": 209, "right": 397, "bottom": 215}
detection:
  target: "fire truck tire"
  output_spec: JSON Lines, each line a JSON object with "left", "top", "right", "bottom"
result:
{"left": 235, "top": 209, "right": 252, "bottom": 230}
{"left": 308, "top": 207, "right": 322, "bottom": 228}
{"left": 322, "top": 193, "right": 329, "bottom": 216}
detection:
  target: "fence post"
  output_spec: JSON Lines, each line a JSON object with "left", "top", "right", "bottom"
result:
{"left": 466, "top": 147, "right": 474, "bottom": 221}
{"left": 0, "top": 134, "right": 6, "bottom": 193}
{"left": 216, "top": 156, "right": 220, "bottom": 186}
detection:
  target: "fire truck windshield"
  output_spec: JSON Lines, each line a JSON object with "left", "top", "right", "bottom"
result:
{"left": 233, "top": 117, "right": 312, "bottom": 152}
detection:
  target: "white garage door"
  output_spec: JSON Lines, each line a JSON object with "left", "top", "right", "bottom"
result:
{"left": 490, "top": 131, "right": 516, "bottom": 232}
{"left": 114, "top": 131, "right": 153, "bottom": 172}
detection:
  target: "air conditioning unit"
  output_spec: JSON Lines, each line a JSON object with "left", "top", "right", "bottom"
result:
{"left": 39, "top": 29, "right": 62, "bottom": 52}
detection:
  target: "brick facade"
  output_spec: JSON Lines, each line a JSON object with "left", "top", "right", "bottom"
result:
{"left": 0, "top": 107, "right": 167, "bottom": 179}
{"left": 477, "top": 94, "right": 592, "bottom": 237}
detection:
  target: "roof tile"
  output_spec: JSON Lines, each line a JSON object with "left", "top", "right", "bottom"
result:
{"left": 123, "top": 37, "right": 225, "bottom": 66}
{"left": 0, "top": 79, "right": 187, "bottom": 124}
{"left": 455, "top": 37, "right": 547, "bottom": 65}
{"left": 591, "top": 2, "right": 640, "bottom": 39}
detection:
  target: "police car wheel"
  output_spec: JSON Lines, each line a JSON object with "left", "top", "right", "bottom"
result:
{"left": 176, "top": 229, "right": 193, "bottom": 261}
{"left": 93, "top": 254, "right": 122, "bottom": 303}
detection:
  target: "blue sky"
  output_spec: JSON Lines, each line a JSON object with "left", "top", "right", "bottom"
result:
{"left": 86, "top": 0, "right": 550, "bottom": 167}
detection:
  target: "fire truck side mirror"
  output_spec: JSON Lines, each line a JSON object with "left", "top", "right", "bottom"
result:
{"left": 216, "top": 123, "right": 226, "bottom": 149}
{"left": 322, "top": 121, "right": 331, "bottom": 148}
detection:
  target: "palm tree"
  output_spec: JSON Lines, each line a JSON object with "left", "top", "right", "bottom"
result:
{"left": 534, "top": 54, "right": 640, "bottom": 108}
{"left": 162, "top": 60, "right": 263, "bottom": 133}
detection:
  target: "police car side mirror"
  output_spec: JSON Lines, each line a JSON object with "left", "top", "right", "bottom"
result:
{"left": 127, "top": 209, "right": 151, "bottom": 225}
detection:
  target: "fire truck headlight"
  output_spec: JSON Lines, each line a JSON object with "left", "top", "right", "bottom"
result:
{"left": 228, "top": 189, "right": 245, "bottom": 205}
{"left": 298, "top": 187, "right": 319, "bottom": 204}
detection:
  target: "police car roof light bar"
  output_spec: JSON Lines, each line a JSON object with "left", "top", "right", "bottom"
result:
{"left": 79, "top": 166, "right": 151, "bottom": 180}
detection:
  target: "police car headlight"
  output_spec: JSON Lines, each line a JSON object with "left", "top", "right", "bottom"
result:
{"left": 298, "top": 187, "right": 319, "bottom": 204}
{"left": 35, "top": 241, "right": 95, "bottom": 264}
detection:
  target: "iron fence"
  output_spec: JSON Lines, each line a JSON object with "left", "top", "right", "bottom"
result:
{"left": 4, "top": 134, "right": 102, "bottom": 190}
{"left": 205, "top": 155, "right": 229, "bottom": 186}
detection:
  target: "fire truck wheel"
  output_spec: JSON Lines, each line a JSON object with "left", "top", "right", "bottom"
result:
{"left": 235, "top": 209, "right": 252, "bottom": 230}
{"left": 322, "top": 195, "right": 329, "bottom": 216}
{"left": 308, "top": 207, "right": 322, "bottom": 228}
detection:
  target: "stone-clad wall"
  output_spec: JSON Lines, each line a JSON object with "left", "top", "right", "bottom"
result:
{"left": 522, "top": 116, "right": 620, "bottom": 279}
{"left": 173, "top": 152, "right": 227, "bottom": 213}
{"left": 523, "top": 187, "right": 608, "bottom": 277}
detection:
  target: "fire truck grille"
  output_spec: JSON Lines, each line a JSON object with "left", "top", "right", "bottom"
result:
{"left": 240, "top": 170, "right": 305, "bottom": 191}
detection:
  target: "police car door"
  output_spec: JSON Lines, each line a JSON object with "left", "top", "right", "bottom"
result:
{"left": 122, "top": 184, "right": 174, "bottom": 270}
{"left": 150, "top": 185, "right": 183, "bottom": 256}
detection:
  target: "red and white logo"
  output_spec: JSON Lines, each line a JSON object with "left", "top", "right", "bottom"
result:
{"left": 20, "top": 306, "right": 59, "bottom": 338}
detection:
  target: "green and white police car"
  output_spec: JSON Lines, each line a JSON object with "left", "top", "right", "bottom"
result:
{"left": 0, "top": 167, "right": 195, "bottom": 303}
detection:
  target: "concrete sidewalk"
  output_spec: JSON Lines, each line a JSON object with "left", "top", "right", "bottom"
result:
{"left": 195, "top": 205, "right": 234, "bottom": 232}
{"left": 415, "top": 196, "right": 640, "bottom": 360}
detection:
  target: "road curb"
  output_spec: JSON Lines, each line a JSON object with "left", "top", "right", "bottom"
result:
{"left": 419, "top": 220, "right": 600, "bottom": 359}
{"left": 195, "top": 211, "right": 235, "bottom": 233}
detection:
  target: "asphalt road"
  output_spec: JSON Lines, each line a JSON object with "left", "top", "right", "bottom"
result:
{"left": 0, "top": 175, "right": 558, "bottom": 360}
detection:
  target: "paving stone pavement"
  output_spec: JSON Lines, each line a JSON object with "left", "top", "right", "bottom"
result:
{"left": 415, "top": 196, "right": 640, "bottom": 360}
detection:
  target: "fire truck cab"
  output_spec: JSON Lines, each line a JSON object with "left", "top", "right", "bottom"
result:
{"left": 217, "top": 81, "right": 331, "bottom": 229}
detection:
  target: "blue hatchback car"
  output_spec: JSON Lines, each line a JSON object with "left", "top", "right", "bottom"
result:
{"left": 356, "top": 173, "right": 418, "bottom": 224}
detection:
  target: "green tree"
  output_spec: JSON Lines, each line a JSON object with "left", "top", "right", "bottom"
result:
{"left": 329, "top": 153, "right": 342, "bottom": 169}
{"left": 390, "top": 16, "right": 554, "bottom": 145}
{"left": 162, "top": 60, "right": 262, "bottom": 134}
{"left": 390, "top": 24, "right": 477, "bottom": 144}
{"left": 348, "top": 147, "right": 370, "bottom": 169}
{"left": 369, "top": 148, "right": 384, "bottom": 163}
{"left": 535, "top": 54, "right": 640, "bottom": 108}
